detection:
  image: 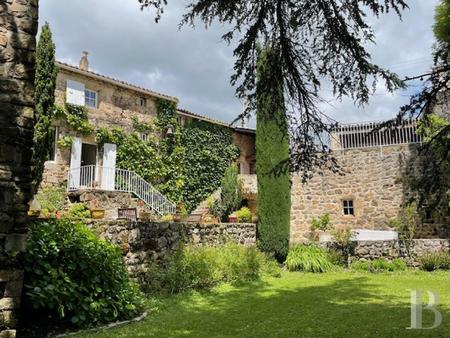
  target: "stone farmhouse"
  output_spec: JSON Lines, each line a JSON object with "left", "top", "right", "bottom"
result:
{"left": 41, "top": 53, "right": 449, "bottom": 242}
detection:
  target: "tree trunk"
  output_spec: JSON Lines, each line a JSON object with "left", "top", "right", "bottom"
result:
{"left": 0, "top": 0, "right": 38, "bottom": 336}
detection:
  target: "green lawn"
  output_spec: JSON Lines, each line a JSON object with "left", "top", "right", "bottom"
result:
{"left": 76, "top": 271, "right": 450, "bottom": 338}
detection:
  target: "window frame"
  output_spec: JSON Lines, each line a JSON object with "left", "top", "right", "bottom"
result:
{"left": 85, "top": 89, "right": 98, "bottom": 108}
{"left": 342, "top": 199, "right": 355, "bottom": 216}
{"left": 48, "top": 126, "right": 58, "bottom": 163}
{"left": 140, "top": 97, "right": 147, "bottom": 107}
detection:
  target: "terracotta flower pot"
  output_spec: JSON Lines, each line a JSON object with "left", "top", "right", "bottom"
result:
{"left": 91, "top": 209, "right": 105, "bottom": 219}
{"left": 228, "top": 215, "right": 238, "bottom": 223}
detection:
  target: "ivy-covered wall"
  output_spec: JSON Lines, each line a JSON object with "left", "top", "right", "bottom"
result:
{"left": 47, "top": 94, "right": 238, "bottom": 213}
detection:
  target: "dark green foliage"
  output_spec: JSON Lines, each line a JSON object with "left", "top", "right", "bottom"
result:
{"left": 32, "top": 22, "right": 58, "bottom": 191}
{"left": 146, "top": 242, "right": 280, "bottom": 294}
{"left": 140, "top": 0, "right": 407, "bottom": 177}
{"left": 420, "top": 252, "right": 450, "bottom": 271}
{"left": 181, "top": 120, "right": 239, "bottom": 212}
{"left": 25, "top": 219, "right": 143, "bottom": 326}
{"left": 434, "top": 0, "right": 450, "bottom": 45}
{"left": 351, "top": 258, "right": 408, "bottom": 272}
{"left": 285, "top": 244, "right": 333, "bottom": 273}
{"left": 256, "top": 46, "right": 291, "bottom": 261}
{"left": 211, "top": 163, "right": 243, "bottom": 221}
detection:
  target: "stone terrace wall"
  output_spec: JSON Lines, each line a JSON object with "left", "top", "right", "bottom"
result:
{"left": 0, "top": 1, "right": 38, "bottom": 336}
{"left": 89, "top": 221, "right": 256, "bottom": 286}
{"left": 326, "top": 239, "right": 450, "bottom": 267}
{"left": 291, "top": 144, "right": 414, "bottom": 242}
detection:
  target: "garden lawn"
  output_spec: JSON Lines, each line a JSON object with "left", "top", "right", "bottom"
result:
{"left": 76, "top": 271, "right": 450, "bottom": 338}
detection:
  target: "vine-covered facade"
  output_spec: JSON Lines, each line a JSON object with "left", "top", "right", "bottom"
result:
{"left": 40, "top": 54, "right": 254, "bottom": 215}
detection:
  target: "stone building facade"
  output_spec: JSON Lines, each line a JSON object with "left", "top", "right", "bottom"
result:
{"left": 0, "top": 1, "right": 38, "bottom": 336}
{"left": 290, "top": 145, "right": 415, "bottom": 242}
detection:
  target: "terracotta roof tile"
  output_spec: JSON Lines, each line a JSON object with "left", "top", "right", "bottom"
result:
{"left": 56, "top": 61, "right": 178, "bottom": 102}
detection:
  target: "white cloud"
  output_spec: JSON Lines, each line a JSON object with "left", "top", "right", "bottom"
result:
{"left": 39, "top": 0, "right": 440, "bottom": 125}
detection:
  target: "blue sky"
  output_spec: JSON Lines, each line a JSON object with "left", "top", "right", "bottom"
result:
{"left": 39, "top": 0, "right": 439, "bottom": 125}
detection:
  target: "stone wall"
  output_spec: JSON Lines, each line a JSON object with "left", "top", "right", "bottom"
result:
{"left": 346, "top": 239, "right": 450, "bottom": 267}
{"left": 290, "top": 144, "right": 448, "bottom": 242}
{"left": 77, "top": 190, "right": 154, "bottom": 220}
{"left": 0, "top": 1, "right": 38, "bottom": 336}
{"left": 89, "top": 221, "right": 256, "bottom": 285}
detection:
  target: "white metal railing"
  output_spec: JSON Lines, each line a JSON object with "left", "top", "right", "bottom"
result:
{"left": 330, "top": 119, "right": 423, "bottom": 150}
{"left": 67, "top": 166, "right": 176, "bottom": 215}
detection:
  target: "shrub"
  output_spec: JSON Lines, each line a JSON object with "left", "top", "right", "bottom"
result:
{"left": 146, "top": 242, "right": 280, "bottom": 294}
{"left": 331, "top": 228, "right": 355, "bottom": 267}
{"left": 235, "top": 207, "right": 252, "bottom": 223}
{"left": 387, "top": 203, "right": 421, "bottom": 252}
{"left": 285, "top": 244, "right": 333, "bottom": 273}
{"left": 35, "top": 184, "right": 66, "bottom": 214}
{"left": 350, "top": 258, "right": 408, "bottom": 272}
{"left": 212, "top": 164, "right": 243, "bottom": 221}
{"left": 311, "top": 213, "right": 333, "bottom": 232}
{"left": 67, "top": 202, "right": 91, "bottom": 219}
{"left": 25, "top": 219, "right": 143, "bottom": 326}
{"left": 420, "top": 252, "right": 450, "bottom": 271}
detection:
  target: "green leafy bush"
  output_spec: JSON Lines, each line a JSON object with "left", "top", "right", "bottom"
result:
{"left": 25, "top": 219, "right": 143, "bottom": 326}
{"left": 285, "top": 244, "right": 333, "bottom": 273}
{"left": 212, "top": 164, "right": 243, "bottom": 221}
{"left": 235, "top": 207, "right": 252, "bottom": 223}
{"left": 146, "top": 242, "right": 280, "bottom": 294}
{"left": 35, "top": 184, "right": 66, "bottom": 214}
{"left": 67, "top": 202, "right": 91, "bottom": 219}
{"left": 311, "top": 213, "right": 333, "bottom": 232}
{"left": 420, "top": 252, "right": 450, "bottom": 271}
{"left": 350, "top": 258, "right": 408, "bottom": 272}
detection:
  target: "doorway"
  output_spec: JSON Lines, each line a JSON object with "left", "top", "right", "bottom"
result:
{"left": 80, "top": 143, "right": 97, "bottom": 187}
{"left": 81, "top": 143, "right": 97, "bottom": 167}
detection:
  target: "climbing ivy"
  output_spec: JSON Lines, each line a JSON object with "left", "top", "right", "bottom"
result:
{"left": 55, "top": 104, "right": 95, "bottom": 136}
{"left": 63, "top": 96, "right": 236, "bottom": 212}
{"left": 180, "top": 120, "right": 239, "bottom": 212}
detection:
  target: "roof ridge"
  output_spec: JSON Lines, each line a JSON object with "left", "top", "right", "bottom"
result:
{"left": 56, "top": 60, "right": 178, "bottom": 102}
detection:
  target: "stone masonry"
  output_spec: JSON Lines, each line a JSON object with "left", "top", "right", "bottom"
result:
{"left": 291, "top": 144, "right": 424, "bottom": 242}
{"left": 349, "top": 239, "right": 449, "bottom": 267}
{"left": 89, "top": 220, "right": 256, "bottom": 287}
{"left": 0, "top": 1, "right": 38, "bottom": 336}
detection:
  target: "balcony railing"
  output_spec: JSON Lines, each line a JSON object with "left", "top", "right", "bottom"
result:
{"left": 330, "top": 119, "right": 423, "bottom": 150}
{"left": 68, "top": 165, "right": 176, "bottom": 215}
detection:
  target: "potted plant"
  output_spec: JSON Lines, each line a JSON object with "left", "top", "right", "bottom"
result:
{"left": 228, "top": 213, "right": 238, "bottom": 223}
{"left": 173, "top": 203, "right": 188, "bottom": 222}
{"left": 91, "top": 209, "right": 105, "bottom": 219}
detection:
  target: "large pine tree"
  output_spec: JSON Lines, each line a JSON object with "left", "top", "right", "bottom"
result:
{"left": 256, "top": 46, "right": 291, "bottom": 261}
{"left": 32, "top": 23, "right": 58, "bottom": 191}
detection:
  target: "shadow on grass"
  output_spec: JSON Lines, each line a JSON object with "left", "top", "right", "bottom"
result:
{"left": 70, "top": 273, "right": 450, "bottom": 337}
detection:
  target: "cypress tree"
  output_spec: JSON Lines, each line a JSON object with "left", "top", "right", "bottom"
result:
{"left": 32, "top": 22, "right": 58, "bottom": 191}
{"left": 256, "top": 46, "right": 291, "bottom": 261}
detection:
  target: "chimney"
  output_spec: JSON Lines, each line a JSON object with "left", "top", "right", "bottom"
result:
{"left": 241, "top": 115, "right": 249, "bottom": 128}
{"left": 79, "top": 51, "right": 89, "bottom": 71}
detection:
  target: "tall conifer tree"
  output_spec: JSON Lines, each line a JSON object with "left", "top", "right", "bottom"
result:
{"left": 256, "top": 46, "right": 291, "bottom": 261}
{"left": 32, "top": 23, "right": 57, "bottom": 191}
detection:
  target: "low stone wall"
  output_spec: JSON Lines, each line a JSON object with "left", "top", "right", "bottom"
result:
{"left": 347, "top": 239, "right": 450, "bottom": 266}
{"left": 89, "top": 221, "right": 256, "bottom": 285}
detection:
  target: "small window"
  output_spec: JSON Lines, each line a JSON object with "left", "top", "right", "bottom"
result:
{"left": 140, "top": 133, "right": 149, "bottom": 142}
{"left": 85, "top": 89, "right": 98, "bottom": 108}
{"left": 343, "top": 200, "right": 354, "bottom": 215}
{"left": 48, "top": 126, "right": 58, "bottom": 162}
{"left": 140, "top": 97, "right": 147, "bottom": 107}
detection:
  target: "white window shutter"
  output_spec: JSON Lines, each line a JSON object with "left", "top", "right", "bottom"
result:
{"left": 66, "top": 79, "right": 85, "bottom": 105}
{"left": 101, "top": 143, "right": 117, "bottom": 191}
{"left": 69, "top": 137, "right": 82, "bottom": 189}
